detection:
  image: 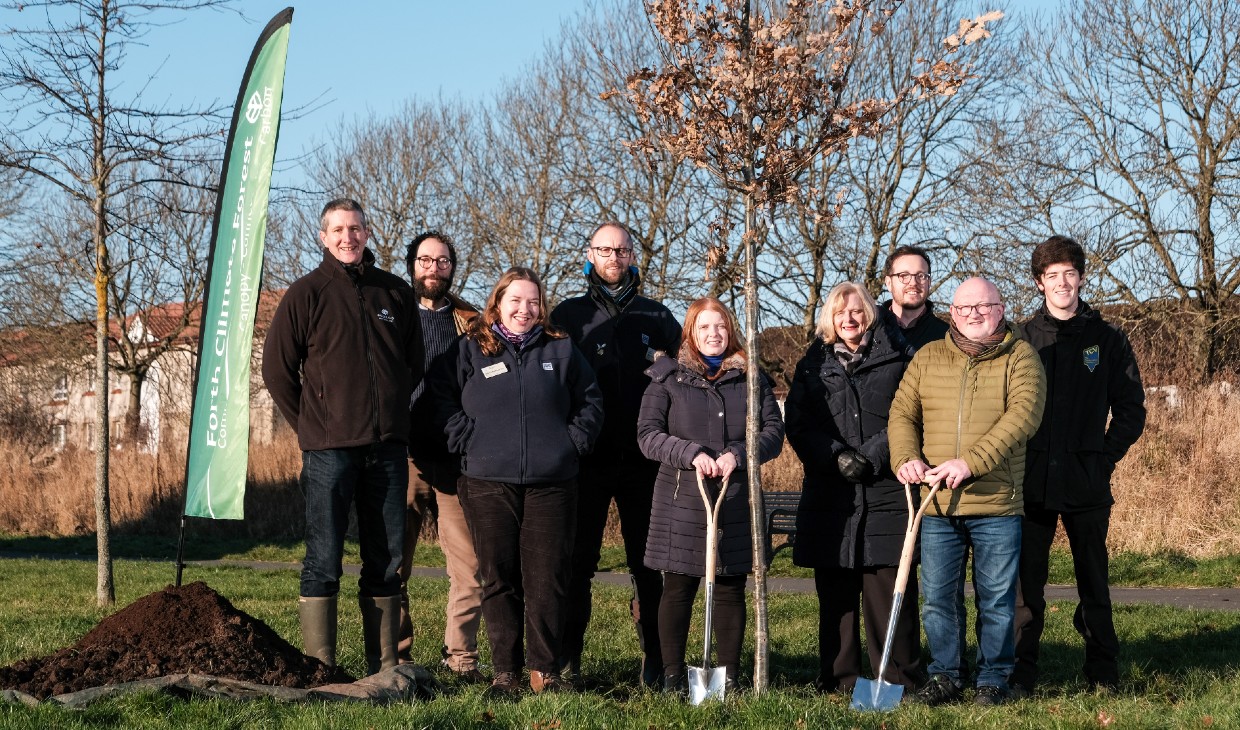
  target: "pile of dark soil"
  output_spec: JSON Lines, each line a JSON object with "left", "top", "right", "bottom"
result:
{"left": 0, "top": 581, "right": 353, "bottom": 699}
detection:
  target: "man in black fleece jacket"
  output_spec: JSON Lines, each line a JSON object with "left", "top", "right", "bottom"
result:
{"left": 1012, "top": 235, "right": 1146, "bottom": 696}
{"left": 550, "top": 221, "right": 682, "bottom": 687}
{"left": 262, "top": 198, "right": 421, "bottom": 676}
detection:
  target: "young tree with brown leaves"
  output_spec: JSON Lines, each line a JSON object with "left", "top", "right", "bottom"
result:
{"left": 616, "top": 0, "right": 1001, "bottom": 691}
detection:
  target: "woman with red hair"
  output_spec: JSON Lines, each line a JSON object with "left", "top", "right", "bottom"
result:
{"left": 637, "top": 296, "right": 784, "bottom": 695}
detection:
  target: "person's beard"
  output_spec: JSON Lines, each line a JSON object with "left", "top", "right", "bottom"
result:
{"left": 415, "top": 273, "right": 452, "bottom": 301}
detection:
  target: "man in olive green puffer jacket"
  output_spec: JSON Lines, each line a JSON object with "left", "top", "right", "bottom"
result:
{"left": 888, "top": 277, "right": 1046, "bottom": 707}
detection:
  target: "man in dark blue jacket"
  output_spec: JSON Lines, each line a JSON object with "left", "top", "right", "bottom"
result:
{"left": 550, "top": 221, "right": 682, "bottom": 687}
{"left": 1013, "top": 236, "right": 1146, "bottom": 697}
{"left": 263, "top": 198, "right": 421, "bottom": 676}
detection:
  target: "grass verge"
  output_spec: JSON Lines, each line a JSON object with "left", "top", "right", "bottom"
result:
{"left": 1, "top": 557, "right": 1238, "bottom": 729}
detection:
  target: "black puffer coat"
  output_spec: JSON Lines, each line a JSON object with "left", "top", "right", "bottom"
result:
{"left": 786, "top": 321, "right": 914, "bottom": 569}
{"left": 638, "top": 343, "right": 785, "bottom": 576}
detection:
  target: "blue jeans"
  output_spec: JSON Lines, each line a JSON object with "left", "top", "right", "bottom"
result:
{"left": 920, "top": 515, "right": 1021, "bottom": 689}
{"left": 300, "top": 443, "right": 407, "bottom": 598}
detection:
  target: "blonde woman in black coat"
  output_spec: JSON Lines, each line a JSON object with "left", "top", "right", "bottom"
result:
{"left": 785, "top": 281, "right": 921, "bottom": 694}
{"left": 637, "top": 296, "right": 784, "bottom": 694}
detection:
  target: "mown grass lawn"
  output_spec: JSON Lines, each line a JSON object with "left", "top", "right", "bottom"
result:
{"left": 1, "top": 556, "right": 1238, "bottom": 729}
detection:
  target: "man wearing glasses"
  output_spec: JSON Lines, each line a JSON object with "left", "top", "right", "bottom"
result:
{"left": 881, "top": 245, "right": 948, "bottom": 350}
{"left": 398, "top": 231, "right": 486, "bottom": 683}
{"left": 550, "top": 221, "right": 682, "bottom": 687}
{"left": 888, "top": 277, "right": 1046, "bottom": 707}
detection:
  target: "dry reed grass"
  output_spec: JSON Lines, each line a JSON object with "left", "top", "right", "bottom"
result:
{"left": 0, "top": 431, "right": 305, "bottom": 540}
{"left": 3, "top": 389, "right": 1239, "bottom": 557}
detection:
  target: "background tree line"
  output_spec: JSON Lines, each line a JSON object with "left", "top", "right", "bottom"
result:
{"left": 5, "top": 0, "right": 1240, "bottom": 411}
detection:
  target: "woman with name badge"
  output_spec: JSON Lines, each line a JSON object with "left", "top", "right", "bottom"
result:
{"left": 432, "top": 266, "right": 603, "bottom": 698}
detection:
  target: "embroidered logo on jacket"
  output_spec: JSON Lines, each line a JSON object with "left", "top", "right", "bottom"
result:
{"left": 1083, "top": 345, "right": 1100, "bottom": 373}
{"left": 596, "top": 342, "right": 607, "bottom": 357}
{"left": 377, "top": 308, "right": 395, "bottom": 323}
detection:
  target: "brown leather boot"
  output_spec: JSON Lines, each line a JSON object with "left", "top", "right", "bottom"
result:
{"left": 485, "top": 671, "right": 522, "bottom": 699}
{"left": 530, "top": 669, "right": 566, "bottom": 693}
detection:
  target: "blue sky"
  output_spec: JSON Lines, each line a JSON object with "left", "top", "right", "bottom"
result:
{"left": 113, "top": 1, "right": 584, "bottom": 177}
{"left": 4, "top": 0, "right": 1051, "bottom": 189}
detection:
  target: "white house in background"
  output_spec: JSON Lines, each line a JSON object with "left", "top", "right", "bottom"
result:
{"left": 0, "top": 291, "right": 286, "bottom": 454}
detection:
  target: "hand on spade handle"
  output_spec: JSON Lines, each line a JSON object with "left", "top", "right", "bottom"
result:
{"left": 899, "top": 458, "right": 971, "bottom": 490}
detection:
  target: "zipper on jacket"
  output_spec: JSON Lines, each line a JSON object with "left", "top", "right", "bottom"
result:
{"left": 955, "top": 358, "right": 974, "bottom": 459}
{"left": 355, "top": 279, "right": 381, "bottom": 441}
{"left": 516, "top": 349, "right": 526, "bottom": 481}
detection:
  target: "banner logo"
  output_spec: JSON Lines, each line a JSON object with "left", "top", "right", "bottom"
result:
{"left": 245, "top": 91, "right": 264, "bottom": 124}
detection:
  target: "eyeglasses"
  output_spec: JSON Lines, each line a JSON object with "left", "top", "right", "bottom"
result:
{"left": 951, "top": 302, "right": 1003, "bottom": 317}
{"left": 415, "top": 256, "right": 452, "bottom": 270}
{"left": 889, "top": 272, "right": 930, "bottom": 284}
{"left": 590, "top": 246, "right": 634, "bottom": 259}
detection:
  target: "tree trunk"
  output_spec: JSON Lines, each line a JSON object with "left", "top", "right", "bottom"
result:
{"left": 743, "top": 194, "right": 769, "bottom": 695}
{"left": 94, "top": 224, "right": 115, "bottom": 608}
{"left": 125, "top": 372, "right": 144, "bottom": 445}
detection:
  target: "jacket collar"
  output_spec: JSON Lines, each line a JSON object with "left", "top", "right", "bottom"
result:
{"left": 675, "top": 340, "right": 746, "bottom": 383}
{"left": 944, "top": 321, "right": 1020, "bottom": 362}
{"left": 819, "top": 320, "right": 908, "bottom": 376}
{"left": 318, "top": 247, "right": 376, "bottom": 282}
{"left": 1031, "top": 299, "right": 1096, "bottom": 332}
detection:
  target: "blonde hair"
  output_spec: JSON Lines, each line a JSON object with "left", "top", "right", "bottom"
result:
{"left": 816, "top": 282, "right": 878, "bottom": 344}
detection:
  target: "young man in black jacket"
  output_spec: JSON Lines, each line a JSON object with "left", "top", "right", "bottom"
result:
{"left": 263, "top": 198, "right": 421, "bottom": 676}
{"left": 550, "top": 221, "right": 682, "bottom": 687}
{"left": 1012, "top": 236, "right": 1146, "bottom": 696}
{"left": 880, "top": 245, "right": 949, "bottom": 351}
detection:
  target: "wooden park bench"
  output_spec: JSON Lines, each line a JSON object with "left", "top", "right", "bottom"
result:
{"left": 762, "top": 490, "right": 802, "bottom": 565}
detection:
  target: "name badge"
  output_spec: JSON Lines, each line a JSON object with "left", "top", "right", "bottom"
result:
{"left": 542, "top": 362, "right": 554, "bottom": 371}
{"left": 482, "top": 362, "right": 509, "bottom": 378}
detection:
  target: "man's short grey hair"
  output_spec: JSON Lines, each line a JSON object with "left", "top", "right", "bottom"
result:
{"left": 319, "top": 198, "right": 368, "bottom": 231}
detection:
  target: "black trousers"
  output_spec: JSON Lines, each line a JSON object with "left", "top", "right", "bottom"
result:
{"left": 561, "top": 459, "right": 663, "bottom": 669}
{"left": 658, "top": 571, "right": 747, "bottom": 678}
{"left": 1014, "top": 505, "right": 1118, "bottom": 688}
{"left": 458, "top": 477, "right": 576, "bottom": 675}
{"left": 814, "top": 565, "right": 923, "bottom": 692}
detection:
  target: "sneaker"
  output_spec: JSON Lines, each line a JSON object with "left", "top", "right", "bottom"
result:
{"left": 906, "top": 674, "right": 963, "bottom": 706}
{"left": 974, "top": 684, "right": 1010, "bottom": 706}
{"left": 485, "top": 671, "right": 521, "bottom": 700}
{"left": 1008, "top": 682, "right": 1034, "bottom": 700}
{"left": 530, "top": 670, "right": 566, "bottom": 694}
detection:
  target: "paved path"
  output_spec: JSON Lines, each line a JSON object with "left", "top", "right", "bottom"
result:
{"left": 199, "top": 559, "right": 1240, "bottom": 612}
{"left": 4, "top": 553, "right": 1238, "bottom": 611}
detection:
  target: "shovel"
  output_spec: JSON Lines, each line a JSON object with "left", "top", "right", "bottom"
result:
{"left": 688, "top": 470, "right": 729, "bottom": 705}
{"left": 851, "top": 479, "right": 942, "bottom": 712}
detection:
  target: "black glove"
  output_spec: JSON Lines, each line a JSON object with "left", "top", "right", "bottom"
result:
{"left": 836, "top": 450, "right": 872, "bottom": 483}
